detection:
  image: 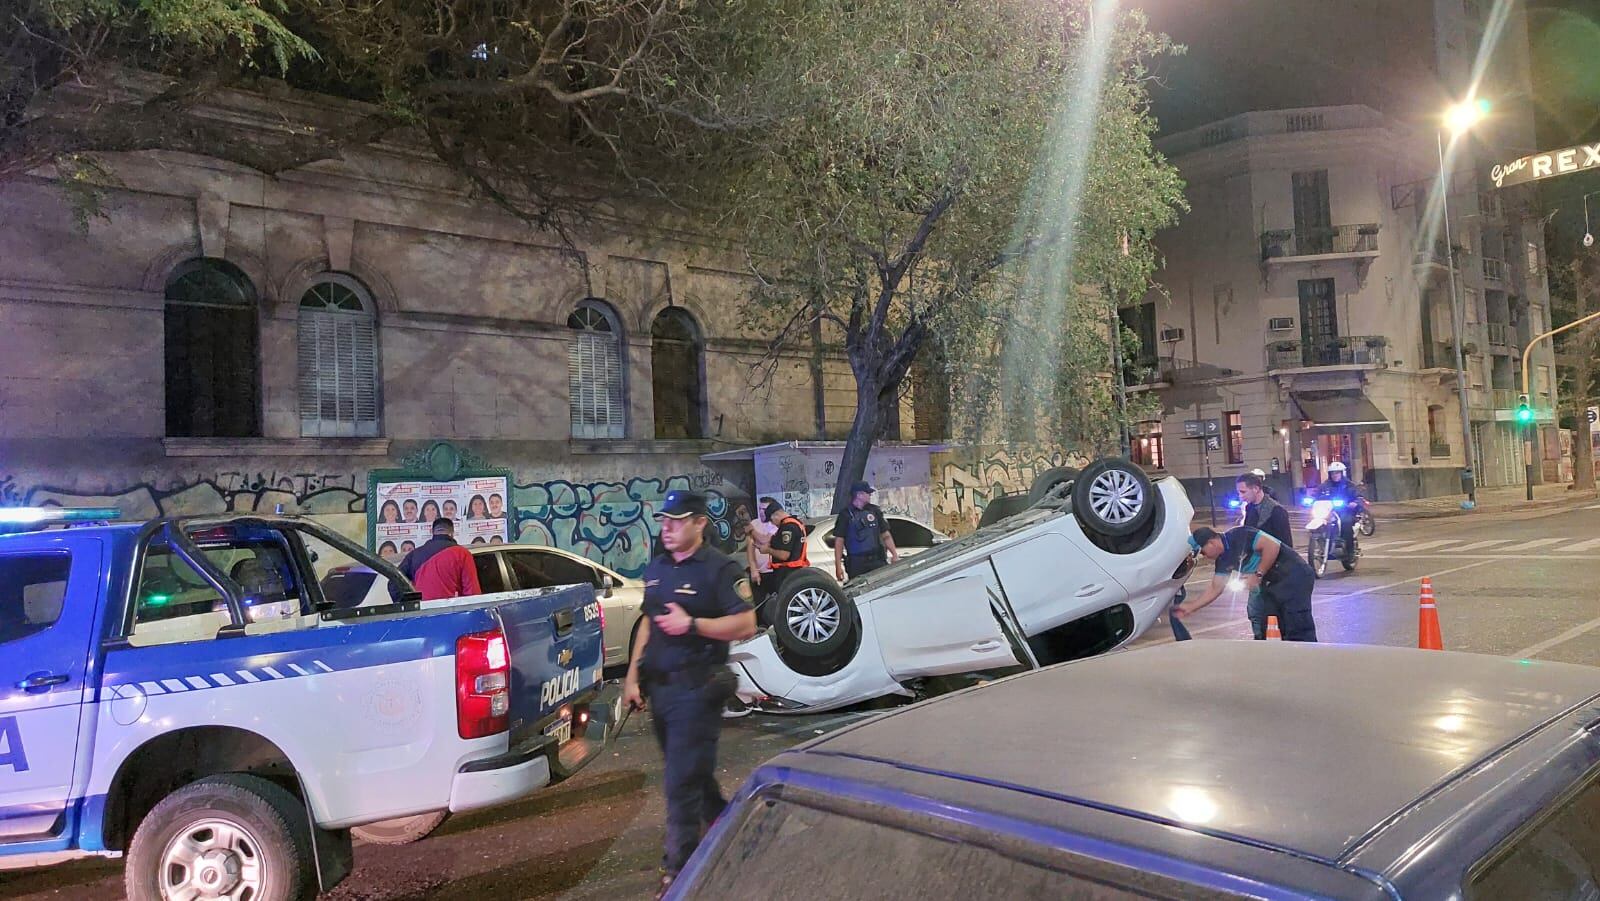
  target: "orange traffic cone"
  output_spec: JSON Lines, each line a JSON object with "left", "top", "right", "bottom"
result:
{"left": 1266, "top": 616, "right": 1282, "bottom": 640}
{"left": 1418, "top": 577, "right": 1444, "bottom": 650}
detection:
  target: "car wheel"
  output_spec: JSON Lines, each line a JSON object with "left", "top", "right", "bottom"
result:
{"left": 772, "top": 570, "right": 857, "bottom": 661}
{"left": 353, "top": 811, "right": 449, "bottom": 846}
{"left": 1027, "top": 467, "right": 1080, "bottom": 505}
{"left": 125, "top": 774, "right": 313, "bottom": 901}
{"left": 1071, "top": 459, "right": 1154, "bottom": 539}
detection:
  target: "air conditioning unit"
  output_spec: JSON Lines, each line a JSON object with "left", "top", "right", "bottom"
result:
{"left": 1268, "top": 317, "right": 1295, "bottom": 331}
{"left": 1159, "top": 327, "right": 1185, "bottom": 343}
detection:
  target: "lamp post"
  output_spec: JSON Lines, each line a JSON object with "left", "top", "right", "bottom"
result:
{"left": 1437, "top": 97, "right": 1488, "bottom": 507}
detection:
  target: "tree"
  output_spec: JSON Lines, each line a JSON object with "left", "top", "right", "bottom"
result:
{"left": 660, "top": 0, "right": 1185, "bottom": 510}
{"left": 2, "top": 0, "right": 691, "bottom": 232}
{"left": 1550, "top": 243, "right": 1600, "bottom": 490}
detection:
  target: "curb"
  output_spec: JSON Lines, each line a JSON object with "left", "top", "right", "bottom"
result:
{"left": 1368, "top": 492, "right": 1599, "bottom": 521}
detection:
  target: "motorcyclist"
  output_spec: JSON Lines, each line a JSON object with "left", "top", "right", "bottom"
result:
{"left": 1316, "top": 462, "right": 1361, "bottom": 564}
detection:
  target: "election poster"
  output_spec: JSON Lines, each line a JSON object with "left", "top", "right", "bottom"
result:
{"left": 371, "top": 475, "right": 510, "bottom": 563}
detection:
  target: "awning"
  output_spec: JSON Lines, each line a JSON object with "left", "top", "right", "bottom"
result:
{"left": 1292, "top": 390, "right": 1391, "bottom": 434}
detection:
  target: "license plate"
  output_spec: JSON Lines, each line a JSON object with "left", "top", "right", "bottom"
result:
{"left": 545, "top": 714, "right": 573, "bottom": 746}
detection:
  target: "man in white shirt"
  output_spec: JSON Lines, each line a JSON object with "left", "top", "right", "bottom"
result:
{"left": 745, "top": 496, "right": 778, "bottom": 594}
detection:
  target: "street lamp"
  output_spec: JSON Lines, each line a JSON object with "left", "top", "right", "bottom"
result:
{"left": 1437, "top": 96, "right": 1489, "bottom": 506}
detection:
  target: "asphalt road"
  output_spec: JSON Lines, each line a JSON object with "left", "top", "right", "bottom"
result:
{"left": 7, "top": 498, "right": 1599, "bottom": 900}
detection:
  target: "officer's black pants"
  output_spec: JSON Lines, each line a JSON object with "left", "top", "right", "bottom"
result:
{"left": 1245, "top": 575, "right": 1318, "bottom": 641}
{"left": 648, "top": 678, "right": 727, "bottom": 873}
{"left": 844, "top": 552, "right": 887, "bottom": 578}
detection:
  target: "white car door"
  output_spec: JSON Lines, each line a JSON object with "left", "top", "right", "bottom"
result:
{"left": 869, "top": 563, "right": 1019, "bottom": 680}
{"left": 989, "top": 527, "right": 1128, "bottom": 636}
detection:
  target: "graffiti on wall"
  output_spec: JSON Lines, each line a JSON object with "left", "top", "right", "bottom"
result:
{"left": 0, "top": 470, "right": 363, "bottom": 520}
{"left": 511, "top": 470, "right": 741, "bottom": 578}
{"left": 931, "top": 448, "right": 1087, "bottom": 535}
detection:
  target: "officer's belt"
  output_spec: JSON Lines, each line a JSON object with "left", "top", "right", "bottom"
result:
{"left": 641, "top": 665, "right": 722, "bottom": 687}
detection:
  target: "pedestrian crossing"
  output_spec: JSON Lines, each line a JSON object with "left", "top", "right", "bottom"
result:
{"left": 1362, "top": 536, "right": 1600, "bottom": 556}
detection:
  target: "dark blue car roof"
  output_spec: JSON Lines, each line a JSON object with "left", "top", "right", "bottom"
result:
{"left": 785, "top": 642, "right": 1600, "bottom": 863}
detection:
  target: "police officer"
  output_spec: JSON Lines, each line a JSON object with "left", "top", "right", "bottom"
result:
{"left": 832, "top": 481, "right": 899, "bottom": 582}
{"left": 622, "top": 490, "right": 757, "bottom": 899}
{"left": 751, "top": 498, "right": 809, "bottom": 622}
{"left": 1176, "top": 525, "right": 1318, "bottom": 641}
{"left": 1318, "top": 461, "right": 1361, "bottom": 564}
{"left": 1238, "top": 472, "right": 1292, "bottom": 547}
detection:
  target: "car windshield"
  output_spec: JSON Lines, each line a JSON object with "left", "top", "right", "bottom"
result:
{"left": 843, "top": 501, "right": 1067, "bottom": 594}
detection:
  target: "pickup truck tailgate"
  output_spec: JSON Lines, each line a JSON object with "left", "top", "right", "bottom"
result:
{"left": 491, "top": 585, "right": 604, "bottom": 736}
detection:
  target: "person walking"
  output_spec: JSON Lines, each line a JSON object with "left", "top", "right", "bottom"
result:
{"left": 621, "top": 490, "right": 758, "bottom": 899}
{"left": 832, "top": 481, "right": 898, "bottom": 581}
{"left": 1177, "top": 525, "right": 1318, "bottom": 641}
{"left": 393, "top": 518, "right": 482, "bottom": 601}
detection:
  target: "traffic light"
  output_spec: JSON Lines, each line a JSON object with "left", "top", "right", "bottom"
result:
{"left": 1515, "top": 394, "right": 1534, "bottom": 424}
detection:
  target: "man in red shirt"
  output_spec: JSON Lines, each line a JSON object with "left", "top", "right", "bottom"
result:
{"left": 398, "top": 518, "right": 482, "bottom": 601}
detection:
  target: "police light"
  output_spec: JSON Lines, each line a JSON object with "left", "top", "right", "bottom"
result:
{"left": 1227, "top": 498, "right": 1242, "bottom": 509}
{"left": 0, "top": 506, "right": 123, "bottom": 533}
{"left": 1300, "top": 496, "right": 1315, "bottom": 508}
{"left": 1515, "top": 394, "right": 1534, "bottom": 424}
{"left": 1332, "top": 499, "right": 1346, "bottom": 509}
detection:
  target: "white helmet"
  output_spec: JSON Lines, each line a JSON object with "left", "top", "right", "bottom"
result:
{"left": 1250, "top": 468, "right": 1267, "bottom": 478}
{"left": 1327, "top": 462, "right": 1348, "bottom": 474}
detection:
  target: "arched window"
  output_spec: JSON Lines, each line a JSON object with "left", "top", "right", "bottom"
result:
{"left": 298, "top": 275, "right": 381, "bottom": 437}
{"left": 568, "top": 301, "right": 626, "bottom": 439}
{"left": 650, "top": 308, "right": 705, "bottom": 439}
{"left": 164, "top": 258, "right": 260, "bottom": 438}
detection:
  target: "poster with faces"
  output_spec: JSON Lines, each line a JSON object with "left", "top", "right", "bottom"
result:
{"left": 373, "top": 477, "right": 510, "bottom": 561}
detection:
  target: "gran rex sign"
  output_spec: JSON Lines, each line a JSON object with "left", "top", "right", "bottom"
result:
{"left": 1490, "top": 141, "right": 1600, "bottom": 189}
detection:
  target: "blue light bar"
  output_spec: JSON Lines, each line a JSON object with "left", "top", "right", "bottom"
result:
{"left": 1227, "top": 499, "right": 1242, "bottom": 509}
{"left": 1300, "top": 496, "right": 1315, "bottom": 507}
{"left": 1332, "top": 499, "right": 1346, "bottom": 508}
{"left": 0, "top": 507, "right": 123, "bottom": 532}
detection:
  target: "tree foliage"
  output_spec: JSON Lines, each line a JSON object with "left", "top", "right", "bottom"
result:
{"left": 653, "top": 0, "right": 1185, "bottom": 507}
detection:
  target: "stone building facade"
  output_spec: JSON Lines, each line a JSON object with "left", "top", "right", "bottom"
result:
{"left": 0, "top": 81, "right": 868, "bottom": 576}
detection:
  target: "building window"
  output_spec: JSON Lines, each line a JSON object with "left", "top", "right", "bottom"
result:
{"left": 568, "top": 301, "right": 626, "bottom": 439}
{"left": 1226, "top": 411, "right": 1244, "bottom": 464}
{"left": 164, "top": 258, "right": 260, "bottom": 438}
{"left": 298, "top": 276, "right": 380, "bottom": 438}
{"left": 650, "top": 307, "right": 705, "bottom": 439}
{"left": 1428, "top": 404, "right": 1449, "bottom": 457}
{"left": 1132, "top": 421, "right": 1164, "bottom": 470}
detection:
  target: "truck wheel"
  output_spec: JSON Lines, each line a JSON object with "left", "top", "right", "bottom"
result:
{"left": 353, "top": 810, "right": 450, "bottom": 845}
{"left": 126, "top": 773, "right": 313, "bottom": 901}
{"left": 1071, "top": 459, "right": 1154, "bottom": 539}
{"left": 1026, "top": 467, "right": 1079, "bottom": 504}
{"left": 773, "top": 570, "right": 857, "bottom": 663}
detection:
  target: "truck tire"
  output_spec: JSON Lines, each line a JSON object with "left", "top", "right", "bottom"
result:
{"left": 772, "top": 570, "right": 857, "bottom": 663}
{"left": 126, "top": 773, "right": 314, "bottom": 901}
{"left": 353, "top": 810, "right": 450, "bottom": 845}
{"left": 1071, "top": 458, "right": 1154, "bottom": 540}
{"left": 1026, "top": 467, "right": 1079, "bottom": 505}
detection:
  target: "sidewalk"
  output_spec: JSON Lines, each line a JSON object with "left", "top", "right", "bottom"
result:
{"left": 1367, "top": 482, "right": 1599, "bottom": 520}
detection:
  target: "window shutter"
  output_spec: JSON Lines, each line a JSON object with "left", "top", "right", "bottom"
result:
{"left": 299, "top": 302, "right": 380, "bottom": 438}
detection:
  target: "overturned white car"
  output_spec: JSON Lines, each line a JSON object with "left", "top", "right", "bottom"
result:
{"left": 731, "top": 458, "right": 1195, "bottom": 713}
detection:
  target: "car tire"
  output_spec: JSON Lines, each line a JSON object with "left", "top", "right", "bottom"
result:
{"left": 125, "top": 773, "right": 314, "bottom": 901}
{"left": 352, "top": 811, "right": 450, "bottom": 846}
{"left": 1027, "top": 467, "right": 1080, "bottom": 505}
{"left": 1071, "top": 459, "right": 1155, "bottom": 539}
{"left": 772, "top": 570, "right": 857, "bottom": 662}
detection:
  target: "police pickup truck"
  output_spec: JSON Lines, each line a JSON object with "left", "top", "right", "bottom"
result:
{"left": 0, "top": 508, "right": 622, "bottom": 900}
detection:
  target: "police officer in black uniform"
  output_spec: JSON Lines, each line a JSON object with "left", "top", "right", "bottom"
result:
{"left": 832, "top": 481, "right": 899, "bottom": 582}
{"left": 622, "top": 490, "right": 758, "bottom": 899}
{"left": 1176, "top": 525, "right": 1319, "bottom": 641}
{"left": 750, "top": 498, "right": 809, "bottom": 622}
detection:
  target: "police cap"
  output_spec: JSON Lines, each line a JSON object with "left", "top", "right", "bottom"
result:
{"left": 657, "top": 490, "right": 711, "bottom": 520}
{"left": 849, "top": 480, "right": 874, "bottom": 495}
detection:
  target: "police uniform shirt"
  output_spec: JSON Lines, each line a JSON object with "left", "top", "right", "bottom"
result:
{"left": 1215, "top": 526, "right": 1306, "bottom": 583}
{"left": 639, "top": 545, "right": 754, "bottom": 672}
{"left": 834, "top": 504, "right": 887, "bottom": 557}
{"left": 770, "top": 518, "right": 806, "bottom": 563}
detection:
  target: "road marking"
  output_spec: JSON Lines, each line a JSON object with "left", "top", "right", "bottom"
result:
{"left": 1560, "top": 536, "right": 1600, "bottom": 553}
{"left": 1452, "top": 539, "right": 1514, "bottom": 552}
{"left": 1515, "top": 614, "right": 1600, "bottom": 659}
{"left": 1496, "top": 537, "right": 1566, "bottom": 553}
{"left": 1586, "top": 503, "right": 1600, "bottom": 510}
{"left": 1173, "top": 559, "right": 1498, "bottom": 639}
{"left": 1365, "top": 554, "right": 1600, "bottom": 560}
{"left": 1388, "top": 539, "right": 1460, "bottom": 553}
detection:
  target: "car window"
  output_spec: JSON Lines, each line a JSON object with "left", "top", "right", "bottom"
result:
{"left": 508, "top": 550, "right": 600, "bottom": 590}
{"left": 0, "top": 553, "right": 71, "bottom": 646}
{"left": 131, "top": 529, "right": 304, "bottom": 645}
{"left": 888, "top": 519, "right": 935, "bottom": 548}
{"left": 476, "top": 554, "right": 509, "bottom": 594}
{"left": 1467, "top": 771, "right": 1600, "bottom": 900}
{"left": 690, "top": 792, "right": 1190, "bottom": 899}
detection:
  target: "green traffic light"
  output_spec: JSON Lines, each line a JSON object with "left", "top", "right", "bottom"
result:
{"left": 1516, "top": 405, "right": 1534, "bottom": 424}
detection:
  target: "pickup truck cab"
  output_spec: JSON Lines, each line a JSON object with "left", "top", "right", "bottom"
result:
{"left": 0, "top": 508, "right": 622, "bottom": 900}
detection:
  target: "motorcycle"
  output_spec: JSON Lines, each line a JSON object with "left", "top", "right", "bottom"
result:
{"left": 1300, "top": 496, "right": 1360, "bottom": 576}
{"left": 1353, "top": 497, "right": 1376, "bottom": 537}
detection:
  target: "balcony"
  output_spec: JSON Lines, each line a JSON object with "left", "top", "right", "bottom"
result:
{"left": 1430, "top": 440, "right": 1452, "bottom": 459}
{"left": 1483, "top": 257, "right": 1508, "bottom": 286}
{"left": 1414, "top": 240, "right": 1460, "bottom": 271}
{"left": 1487, "top": 321, "right": 1511, "bottom": 348}
{"left": 1261, "top": 224, "right": 1381, "bottom": 262}
{"left": 1422, "top": 339, "right": 1457, "bottom": 370}
{"left": 1266, "top": 336, "right": 1388, "bottom": 371}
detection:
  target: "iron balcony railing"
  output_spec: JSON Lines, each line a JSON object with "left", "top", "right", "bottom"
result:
{"left": 1483, "top": 258, "right": 1508, "bottom": 284}
{"left": 1487, "top": 322, "right": 1511, "bottom": 347}
{"left": 1265, "top": 336, "right": 1388, "bottom": 370}
{"left": 1261, "top": 224, "right": 1381, "bottom": 260}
